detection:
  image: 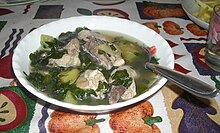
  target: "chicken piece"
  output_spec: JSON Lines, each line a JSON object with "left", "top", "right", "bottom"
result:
{"left": 78, "top": 29, "right": 125, "bottom": 70}
{"left": 109, "top": 100, "right": 160, "bottom": 133}
{"left": 109, "top": 65, "right": 137, "bottom": 102}
{"left": 84, "top": 37, "right": 113, "bottom": 69}
{"left": 78, "top": 29, "right": 106, "bottom": 42}
{"left": 96, "top": 42, "right": 125, "bottom": 67}
{"left": 49, "top": 53, "right": 80, "bottom": 67}
{"left": 64, "top": 38, "right": 80, "bottom": 53}
{"left": 75, "top": 69, "right": 107, "bottom": 99}
{"left": 48, "top": 110, "right": 100, "bottom": 133}
{"left": 108, "top": 86, "right": 126, "bottom": 105}
{"left": 49, "top": 38, "right": 81, "bottom": 67}
{"left": 121, "top": 81, "right": 136, "bottom": 100}
{"left": 111, "top": 65, "right": 137, "bottom": 78}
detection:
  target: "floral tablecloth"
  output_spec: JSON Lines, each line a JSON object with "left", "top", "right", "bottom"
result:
{"left": 0, "top": 0, "right": 220, "bottom": 133}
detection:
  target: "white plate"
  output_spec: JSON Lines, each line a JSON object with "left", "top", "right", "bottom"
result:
{"left": 181, "top": 0, "right": 209, "bottom": 30}
{"left": 12, "top": 16, "right": 174, "bottom": 113}
{"left": 0, "top": 0, "right": 39, "bottom": 6}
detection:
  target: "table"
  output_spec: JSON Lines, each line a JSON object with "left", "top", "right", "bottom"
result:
{"left": 0, "top": 0, "right": 220, "bottom": 133}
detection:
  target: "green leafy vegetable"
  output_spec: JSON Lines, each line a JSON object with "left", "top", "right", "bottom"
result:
{"left": 150, "top": 56, "right": 159, "bottom": 64}
{"left": 72, "top": 86, "right": 97, "bottom": 100}
{"left": 27, "top": 72, "right": 67, "bottom": 99}
{"left": 78, "top": 52, "right": 111, "bottom": 79}
{"left": 111, "top": 69, "right": 129, "bottom": 79}
{"left": 29, "top": 48, "right": 67, "bottom": 68}
{"left": 96, "top": 81, "right": 111, "bottom": 92}
{"left": 111, "top": 69, "right": 133, "bottom": 88}
{"left": 41, "top": 34, "right": 55, "bottom": 49}
{"left": 58, "top": 27, "right": 89, "bottom": 44}
{"left": 58, "top": 31, "right": 77, "bottom": 44}
{"left": 79, "top": 52, "right": 98, "bottom": 72}
{"left": 27, "top": 72, "right": 54, "bottom": 91}
{"left": 29, "top": 50, "right": 49, "bottom": 66}
{"left": 75, "top": 27, "right": 90, "bottom": 33}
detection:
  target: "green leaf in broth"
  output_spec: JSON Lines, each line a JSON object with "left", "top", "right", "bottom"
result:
{"left": 111, "top": 69, "right": 129, "bottom": 79}
{"left": 41, "top": 34, "right": 55, "bottom": 49}
{"left": 75, "top": 27, "right": 90, "bottom": 33}
{"left": 58, "top": 31, "right": 77, "bottom": 44}
{"left": 96, "top": 81, "right": 112, "bottom": 92}
{"left": 111, "top": 69, "right": 133, "bottom": 88}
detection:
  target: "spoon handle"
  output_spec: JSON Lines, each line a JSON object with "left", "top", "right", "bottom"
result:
{"left": 145, "top": 63, "right": 219, "bottom": 98}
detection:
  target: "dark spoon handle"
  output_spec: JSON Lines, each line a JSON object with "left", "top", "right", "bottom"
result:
{"left": 145, "top": 62, "right": 219, "bottom": 99}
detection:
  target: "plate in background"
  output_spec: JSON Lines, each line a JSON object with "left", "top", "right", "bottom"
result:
{"left": 0, "top": 0, "right": 40, "bottom": 6}
{"left": 181, "top": 0, "right": 209, "bottom": 30}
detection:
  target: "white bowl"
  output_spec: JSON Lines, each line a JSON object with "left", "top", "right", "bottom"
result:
{"left": 181, "top": 0, "right": 209, "bottom": 30}
{"left": 12, "top": 16, "right": 174, "bottom": 113}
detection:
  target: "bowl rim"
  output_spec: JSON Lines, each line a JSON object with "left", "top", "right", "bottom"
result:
{"left": 12, "top": 15, "right": 175, "bottom": 113}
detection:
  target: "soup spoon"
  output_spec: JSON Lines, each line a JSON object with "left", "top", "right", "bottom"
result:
{"left": 145, "top": 61, "right": 219, "bottom": 99}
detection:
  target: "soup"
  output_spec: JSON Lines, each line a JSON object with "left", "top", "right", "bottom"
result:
{"left": 27, "top": 27, "right": 158, "bottom": 105}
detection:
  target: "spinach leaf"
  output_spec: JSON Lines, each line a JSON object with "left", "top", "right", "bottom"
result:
{"left": 96, "top": 81, "right": 111, "bottom": 92}
{"left": 27, "top": 72, "right": 69, "bottom": 100}
{"left": 112, "top": 78, "right": 132, "bottom": 88}
{"left": 75, "top": 27, "right": 90, "bottom": 33}
{"left": 111, "top": 69, "right": 129, "bottom": 79}
{"left": 27, "top": 72, "right": 56, "bottom": 92}
{"left": 41, "top": 34, "right": 65, "bottom": 50}
{"left": 41, "top": 34, "right": 55, "bottom": 49}
{"left": 69, "top": 84, "right": 97, "bottom": 101}
{"left": 29, "top": 48, "right": 67, "bottom": 68}
{"left": 58, "top": 31, "right": 77, "bottom": 44}
{"left": 111, "top": 69, "right": 133, "bottom": 88}
{"left": 29, "top": 50, "right": 50, "bottom": 66}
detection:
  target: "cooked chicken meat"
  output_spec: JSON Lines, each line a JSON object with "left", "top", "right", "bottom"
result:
{"left": 49, "top": 54, "right": 80, "bottom": 67}
{"left": 108, "top": 86, "right": 126, "bottom": 105}
{"left": 78, "top": 29, "right": 125, "bottom": 70}
{"left": 121, "top": 80, "right": 136, "bottom": 100}
{"left": 76, "top": 69, "right": 107, "bottom": 99}
{"left": 49, "top": 38, "right": 81, "bottom": 67}
{"left": 78, "top": 29, "right": 106, "bottom": 41}
{"left": 64, "top": 38, "right": 80, "bottom": 53}
{"left": 96, "top": 42, "right": 125, "bottom": 67}
{"left": 109, "top": 65, "right": 137, "bottom": 104}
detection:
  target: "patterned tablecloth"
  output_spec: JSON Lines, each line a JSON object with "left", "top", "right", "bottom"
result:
{"left": 0, "top": 0, "right": 220, "bottom": 133}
